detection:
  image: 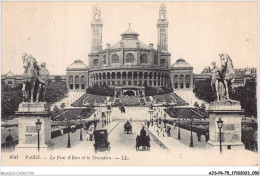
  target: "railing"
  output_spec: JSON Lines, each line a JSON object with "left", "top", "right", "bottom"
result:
{"left": 1, "top": 140, "right": 18, "bottom": 152}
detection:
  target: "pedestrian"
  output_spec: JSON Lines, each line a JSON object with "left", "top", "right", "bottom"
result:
{"left": 86, "top": 130, "right": 89, "bottom": 141}
{"left": 166, "top": 126, "right": 171, "bottom": 137}
{"left": 205, "top": 132, "right": 209, "bottom": 142}
{"left": 162, "top": 127, "right": 166, "bottom": 137}
{"left": 60, "top": 128, "right": 64, "bottom": 135}
{"left": 197, "top": 131, "right": 202, "bottom": 142}
{"left": 147, "top": 121, "right": 150, "bottom": 128}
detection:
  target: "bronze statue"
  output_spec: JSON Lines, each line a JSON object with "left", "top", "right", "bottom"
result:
{"left": 36, "top": 62, "right": 50, "bottom": 102}
{"left": 211, "top": 53, "right": 235, "bottom": 101}
{"left": 22, "top": 53, "right": 50, "bottom": 103}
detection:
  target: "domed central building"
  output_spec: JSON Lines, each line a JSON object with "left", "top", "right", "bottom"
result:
{"left": 66, "top": 4, "right": 194, "bottom": 97}
{"left": 88, "top": 4, "right": 171, "bottom": 97}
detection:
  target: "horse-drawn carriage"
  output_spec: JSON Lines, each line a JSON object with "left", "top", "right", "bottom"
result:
{"left": 93, "top": 129, "right": 110, "bottom": 153}
{"left": 119, "top": 106, "right": 125, "bottom": 113}
{"left": 124, "top": 121, "right": 132, "bottom": 134}
{"left": 136, "top": 135, "right": 150, "bottom": 151}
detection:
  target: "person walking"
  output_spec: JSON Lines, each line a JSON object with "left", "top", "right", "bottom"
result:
{"left": 197, "top": 131, "right": 202, "bottom": 142}
{"left": 147, "top": 121, "right": 150, "bottom": 128}
{"left": 205, "top": 132, "right": 209, "bottom": 142}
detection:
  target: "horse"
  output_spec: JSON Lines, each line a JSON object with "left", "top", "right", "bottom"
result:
{"left": 219, "top": 53, "right": 235, "bottom": 100}
{"left": 22, "top": 53, "right": 40, "bottom": 103}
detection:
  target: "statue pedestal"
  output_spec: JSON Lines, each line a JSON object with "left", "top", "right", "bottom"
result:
{"left": 206, "top": 100, "right": 245, "bottom": 151}
{"left": 15, "top": 102, "right": 53, "bottom": 152}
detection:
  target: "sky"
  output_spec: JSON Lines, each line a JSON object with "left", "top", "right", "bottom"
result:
{"left": 2, "top": 1, "right": 258, "bottom": 75}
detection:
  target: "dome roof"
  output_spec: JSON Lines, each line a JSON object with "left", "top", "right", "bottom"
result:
{"left": 6, "top": 71, "right": 14, "bottom": 77}
{"left": 111, "top": 25, "right": 149, "bottom": 50}
{"left": 110, "top": 39, "right": 149, "bottom": 50}
{"left": 67, "top": 60, "right": 88, "bottom": 70}
{"left": 172, "top": 58, "right": 192, "bottom": 68}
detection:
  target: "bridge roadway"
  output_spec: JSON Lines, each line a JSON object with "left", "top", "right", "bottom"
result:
{"left": 51, "top": 107, "right": 168, "bottom": 155}
{"left": 108, "top": 121, "right": 167, "bottom": 153}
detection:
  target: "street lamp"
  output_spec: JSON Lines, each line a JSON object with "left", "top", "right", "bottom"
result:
{"left": 106, "top": 111, "right": 109, "bottom": 125}
{"left": 217, "top": 118, "right": 223, "bottom": 154}
{"left": 189, "top": 117, "right": 194, "bottom": 147}
{"left": 79, "top": 112, "right": 83, "bottom": 141}
{"left": 94, "top": 113, "right": 96, "bottom": 129}
{"left": 148, "top": 108, "right": 154, "bottom": 127}
{"left": 67, "top": 117, "right": 71, "bottom": 148}
{"left": 35, "top": 119, "right": 42, "bottom": 153}
{"left": 178, "top": 115, "right": 181, "bottom": 140}
{"left": 164, "top": 113, "right": 167, "bottom": 128}
{"left": 102, "top": 112, "right": 105, "bottom": 127}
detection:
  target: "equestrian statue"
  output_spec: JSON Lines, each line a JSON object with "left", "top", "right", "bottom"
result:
{"left": 22, "top": 53, "right": 50, "bottom": 103}
{"left": 211, "top": 53, "right": 235, "bottom": 101}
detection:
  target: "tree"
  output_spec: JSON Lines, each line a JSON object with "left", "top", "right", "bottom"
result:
{"left": 86, "top": 84, "right": 114, "bottom": 96}
{"left": 54, "top": 76, "right": 62, "bottom": 83}
{"left": 233, "top": 78, "right": 257, "bottom": 117}
{"left": 193, "top": 79, "right": 215, "bottom": 103}
{"left": 45, "top": 81, "right": 68, "bottom": 103}
{"left": 1, "top": 83, "right": 23, "bottom": 120}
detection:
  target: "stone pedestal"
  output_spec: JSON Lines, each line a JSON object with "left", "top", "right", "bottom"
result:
{"left": 15, "top": 102, "right": 53, "bottom": 152}
{"left": 207, "top": 100, "right": 245, "bottom": 150}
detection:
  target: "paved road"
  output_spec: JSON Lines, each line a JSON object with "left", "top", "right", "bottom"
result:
{"left": 109, "top": 121, "right": 167, "bottom": 153}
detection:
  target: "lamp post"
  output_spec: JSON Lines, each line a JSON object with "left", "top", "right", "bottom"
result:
{"left": 178, "top": 115, "right": 181, "bottom": 140}
{"left": 79, "top": 113, "right": 83, "bottom": 141}
{"left": 189, "top": 117, "right": 194, "bottom": 147}
{"left": 67, "top": 117, "right": 71, "bottom": 148}
{"left": 102, "top": 112, "right": 105, "bottom": 127}
{"left": 106, "top": 111, "right": 109, "bottom": 125}
{"left": 35, "top": 119, "right": 42, "bottom": 153}
{"left": 148, "top": 108, "right": 154, "bottom": 126}
{"left": 156, "top": 113, "right": 159, "bottom": 136}
{"left": 164, "top": 113, "right": 167, "bottom": 128}
{"left": 217, "top": 118, "right": 223, "bottom": 154}
{"left": 94, "top": 113, "right": 96, "bottom": 129}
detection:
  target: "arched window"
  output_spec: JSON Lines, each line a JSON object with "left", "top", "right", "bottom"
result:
{"left": 154, "top": 55, "right": 158, "bottom": 65}
{"left": 185, "top": 75, "right": 190, "bottom": 83}
{"left": 103, "top": 55, "right": 106, "bottom": 64}
{"left": 149, "top": 72, "right": 153, "bottom": 79}
{"left": 128, "top": 72, "right": 132, "bottom": 79}
{"left": 103, "top": 72, "right": 106, "bottom": 79}
{"left": 117, "top": 72, "right": 121, "bottom": 79}
{"left": 160, "top": 58, "right": 167, "bottom": 67}
{"left": 111, "top": 54, "right": 119, "bottom": 63}
{"left": 111, "top": 72, "right": 115, "bottom": 79}
{"left": 133, "top": 72, "right": 138, "bottom": 79}
{"left": 81, "top": 75, "right": 85, "bottom": 83}
{"left": 185, "top": 75, "right": 191, "bottom": 88}
{"left": 140, "top": 54, "right": 148, "bottom": 64}
{"left": 125, "top": 53, "right": 135, "bottom": 63}
{"left": 139, "top": 72, "right": 143, "bottom": 79}
{"left": 174, "top": 75, "right": 178, "bottom": 89}
{"left": 93, "top": 59, "right": 99, "bottom": 68}
{"left": 75, "top": 75, "right": 80, "bottom": 83}
{"left": 144, "top": 72, "right": 148, "bottom": 79}
{"left": 69, "top": 76, "right": 74, "bottom": 83}
{"left": 122, "top": 72, "right": 126, "bottom": 79}
{"left": 107, "top": 72, "right": 111, "bottom": 79}
{"left": 180, "top": 75, "right": 184, "bottom": 89}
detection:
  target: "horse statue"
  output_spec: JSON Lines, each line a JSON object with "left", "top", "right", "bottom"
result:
{"left": 36, "top": 62, "right": 50, "bottom": 102}
{"left": 22, "top": 53, "right": 40, "bottom": 103}
{"left": 22, "top": 53, "right": 50, "bottom": 103}
{"left": 219, "top": 53, "right": 235, "bottom": 100}
{"left": 211, "top": 53, "right": 235, "bottom": 101}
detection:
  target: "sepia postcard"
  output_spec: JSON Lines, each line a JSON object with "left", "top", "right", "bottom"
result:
{"left": 1, "top": 1, "right": 259, "bottom": 173}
